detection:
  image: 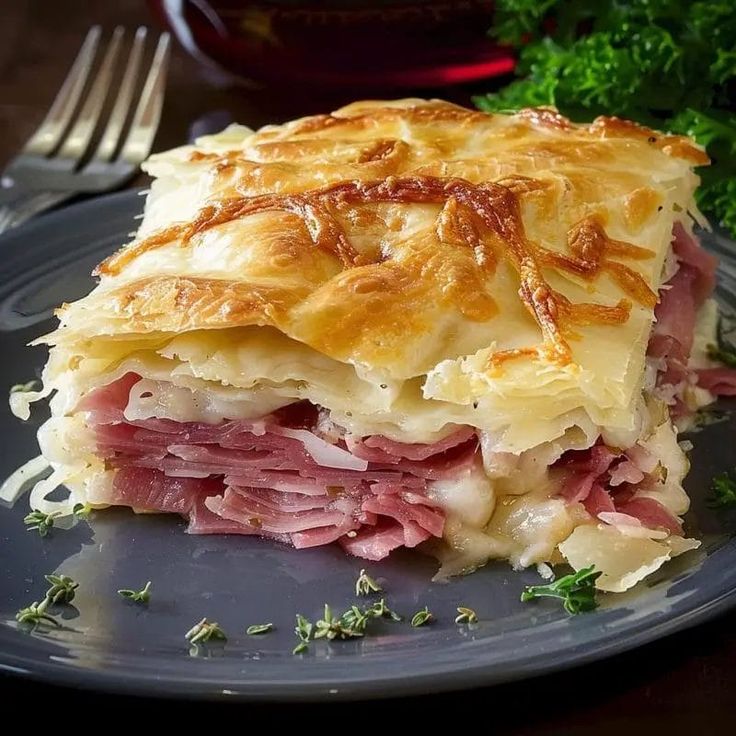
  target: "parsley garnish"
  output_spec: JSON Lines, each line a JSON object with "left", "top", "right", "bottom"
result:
{"left": 355, "top": 568, "right": 382, "bottom": 596}
{"left": 475, "top": 1, "right": 736, "bottom": 235}
{"left": 708, "top": 471, "right": 736, "bottom": 509}
{"left": 521, "top": 566, "right": 601, "bottom": 614}
{"left": 23, "top": 509, "right": 59, "bottom": 537}
{"left": 185, "top": 618, "right": 227, "bottom": 645}
{"left": 44, "top": 574, "right": 79, "bottom": 605}
{"left": 117, "top": 581, "right": 152, "bottom": 604}
{"left": 246, "top": 623, "right": 273, "bottom": 635}
{"left": 708, "top": 344, "right": 736, "bottom": 369}
{"left": 454, "top": 606, "right": 479, "bottom": 624}
{"left": 410, "top": 606, "right": 434, "bottom": 627}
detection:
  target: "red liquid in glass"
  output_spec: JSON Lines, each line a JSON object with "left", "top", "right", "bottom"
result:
{"left": 149, "top": 0, "right": 514, "bottom": 89}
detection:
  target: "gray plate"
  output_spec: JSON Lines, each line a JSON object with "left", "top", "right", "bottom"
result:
{"left": 1, "top": 190, "right": 735, "bottom": 701}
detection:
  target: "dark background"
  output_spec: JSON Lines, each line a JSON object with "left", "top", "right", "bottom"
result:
{"left": 0, "top": 1, "right": 735, "bottom": 729}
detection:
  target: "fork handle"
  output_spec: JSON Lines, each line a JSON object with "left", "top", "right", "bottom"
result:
{"left": 0, "top": 187, "right": 74, "bottom": 235}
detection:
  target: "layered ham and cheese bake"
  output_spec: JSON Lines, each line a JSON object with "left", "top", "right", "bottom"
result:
{"left": 10, "top": 100, "right": 736, "bottom": 592}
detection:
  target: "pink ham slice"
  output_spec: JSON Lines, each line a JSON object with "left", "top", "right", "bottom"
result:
{"left": 582, "top": 483, "right": 616, "bottom": 517}
{"left": 554, "top": 444, "right": 682, "bottom": 535}
{"left": 616, "top": 497, "right": 683, "bottom": 535}
{"left": 83, "top": 383, "right": 454, "bottom": 560}
{"left": 650, "top": 225, "right": 736, "bottom": 400}
{"left": 608, "top": 459, "right": 646, "bottom": 487}
{"left": 671, "top": 222, "right": 717, "bottom": 306}
{"left": 697, "top": 367, "right": 736, "bottom": 396}
{"left": 347, "top": 427, "right": 476, "bottom": 462}
{"left": 107, "top": 467, "right": 222, "bottom": 514}
{"left": 557, "top": 446, "right": 619, "bottom": 503}
{"left": 188, "top": 496, "right": 267, "bottom": 536}
{"left": 339, "top": 522, "right": 415, "bottom": 561}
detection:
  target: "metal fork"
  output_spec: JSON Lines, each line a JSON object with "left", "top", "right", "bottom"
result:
{"left": 0, "top": 26, "right": 170, "bottom": 234}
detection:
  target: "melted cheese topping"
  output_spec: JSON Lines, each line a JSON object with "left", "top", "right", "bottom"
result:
{"left": 42, "top": 98, "right": 706, "bottom": 451}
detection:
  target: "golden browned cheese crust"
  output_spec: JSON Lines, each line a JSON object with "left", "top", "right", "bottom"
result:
{"left": 53, "top": 99, "right": 706, "bottom": 379}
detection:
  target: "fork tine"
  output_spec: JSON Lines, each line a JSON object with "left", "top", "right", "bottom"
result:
{"left": 57, "top": 26, "right": 125, "bottom": 162}
{"left": 94, "top": 27, "right": 147, "bottom": 162}
{"left": 119, "top": 32, "right": 171, "bottom": 165}
{"left": 23, "top": 26, "right": 101, "bottom": 156}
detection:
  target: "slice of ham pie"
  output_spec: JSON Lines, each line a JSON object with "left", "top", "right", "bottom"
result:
{"left": 7, "top": 99, "right": 736, "bottom": 592}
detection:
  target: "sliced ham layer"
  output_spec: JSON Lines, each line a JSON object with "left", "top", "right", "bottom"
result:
{"left": 83, "top": 384, "right": 462, "bottom": 560}
{"left": 346, "top": 427, "right": 476, "bottom": 463}
{"left": 671, "top": 222, "right": 717, "bottom": 306}
{"left": 616, "top": 497, "right": 683, "bottom": 535}
{"left": 553, "top": 442, "right": 682, "bottom": 534}
{"left": 651, "top": 226, "right": 736, "bottom": 402}
{"left": 697, "top": 367, "right": 736, "bottom": 396}
{"left": 339, "top": 522, "right": 412, "bottom": 561}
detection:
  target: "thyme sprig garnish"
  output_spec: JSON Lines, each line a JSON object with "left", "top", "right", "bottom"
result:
{"left": 355, "top": 568, "right": 382, "bottom": 596}
{"left": 117, "top": 581, "right": 152, "bottom": 604}
{"left": 521, "top": 566, "right": 601, "bottom": 615}
{"left": 73, "top": 502, "right": 93, "bottom": 519}
{"left": 23, "top": 509, "right": 59, "bottom": 537}
{"left": 410, "top": 606, "right": 434, "bottom": 627}
{"left": 314, "top": 604, "right": 365, "bottom": 640}
{"left": 292, "top": 598, "right": 404, "bottom": 654}
{"left": 708, "top": 471, "right": 736, "bottom": 509}
{"left": 16, "top": 597, "right": 60, "bottom": 628}
{"left": 454, "top": 606, "right": 479, "bottom": 624}
{"left": 246, "top": 623, "right": 273, "bottom": 635}
{"left": 340, "top": 605, "right": 372, "bottom": 634}
{"left": 293, "top": 613, "right": 313, "bottom": 654}
{"left": 44, "top": 574, "right": 79, "bottom": 605}
{"left": 185, "top": 618, "right": 227, "bottom": 645}
{"left": 16, "top": 572, "right": 79, "bottom": 627}
{"left": 367, "top": 597, "right": 402, "bottom": 621}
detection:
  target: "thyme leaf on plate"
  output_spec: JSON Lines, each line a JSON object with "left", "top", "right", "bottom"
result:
{"left": 314, "top": 604, "right": 365, "bottom": 640}
{"left": 185, "top": 618, "right": 227, "bottom": 644}
{"left": 293, "top": 613, "right": 313, "bottom": 654}
{"left": 410, "top": 606, "right": 434, "bottom": 627}
{"left": 16, "top": 597, "right": 59, "bottom": 628}
{"left": 454, "top": 606, "right": 479, "bottom": 624}
{"left": 23, "top": 509, "right": 59, "bottom": 537}
{"left": 367, "top": 597, "right": 402, "bottom": 622}
{"left": 73, "top": 502, "right": 94, "bottom": 519}
{"left": 44, "top": 574, "right": 79, "bottom": 605}
{"left": 246, "top": 623, "right": 274, "bottom": 635}
{"left": 292, "top": 641, "right": 309, "bottom": 655}
{"left": 117, "top": 581, "right": 152, "bottom": 604}
{"left": 521, "top": 565, "right": 601, "bottom": 614}
{"left": 355, "top": 568, "right": 382, "bottom": 596}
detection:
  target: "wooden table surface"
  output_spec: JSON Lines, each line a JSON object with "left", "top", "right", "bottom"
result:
{"left": 1, "top": 2, "right": 734, "bottom": 729}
